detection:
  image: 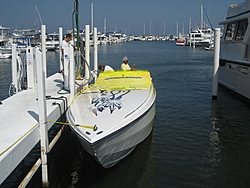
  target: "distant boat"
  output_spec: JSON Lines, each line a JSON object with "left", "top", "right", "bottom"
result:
{"left": 0, "top": 53, "right": 11, "bottom": 59}
{"left": 197, "top": 28, "right": 214, "bottom": 47}
{"left": 218, "top": 0, "right": 250, "bottom": 100}
{"left": 176, "top": 38, "right": 185, "bottom": 46}
{"left": 0, "top": 26, "right": 12, "bottom": 55}
{"left": 46, "top": 33, "right": 60, "bottom": 51}
{"left": 204, "top": 43, "right": 214, "bottom": 51}
{"left": 12, "top": 29, "right": 42, "bottom": 52}
{"left": 186, "top": 28, "right": 213, "bottom": 47}
{"left": 67, "top": 70, "right": 156, "bottom": 168}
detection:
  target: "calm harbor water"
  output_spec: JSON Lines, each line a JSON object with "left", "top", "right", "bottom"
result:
{"left": 1, "top": 41, "right": 250, "bottom": 188}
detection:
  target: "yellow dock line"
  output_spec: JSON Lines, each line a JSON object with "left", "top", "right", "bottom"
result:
{"left": 47, "top": 120, "right": 98, "bottom": 131}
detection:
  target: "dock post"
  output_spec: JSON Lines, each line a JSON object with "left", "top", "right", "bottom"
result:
{"left": 69, "top": 46, "right": 75, "bottom": 100}
{"left": 193, "top": 37, "right": 195, "bottom": 48}
{"left": 41, "top": 25, "right": 47, "bottom": 78}
{"left": 26, "top": 46, "right": 36, "bottom": 89}
{"left": 212, "top": 28, "right": 220, "bottom": 100}
{"left": 94, "top": 27, "right": 98, "bottom": 82}
{"left": 11, "top": 44, "right": 18, "bottom": 94}
{"left": 36, "top": 47, "right": 49, "bottom": 187}
{"left": 85, "top": 25, "right": 90, "bottom": 83}
{"left": 63, "top": 47, "right": 70, "bottom": 91}
{"left": 59, "top": 27, "right": 63, "bottom": 71}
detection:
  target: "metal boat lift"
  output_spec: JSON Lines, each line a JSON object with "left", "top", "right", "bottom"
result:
{"left": 0, "top": 24, "right": 98, "bottom": 187}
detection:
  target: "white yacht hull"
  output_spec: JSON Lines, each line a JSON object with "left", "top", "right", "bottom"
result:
{"left": 219, "top": 62, "right": 250, "bottom": 99}
{"left": 67, "top": 70, "right": 156, "bottom": 168}
{"left": 219, "top": 0, "right": 250, "bottom": 100}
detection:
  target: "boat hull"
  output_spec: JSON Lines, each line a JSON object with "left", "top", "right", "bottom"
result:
{"left": 67, "top": 70, "right": 156, "bottom": 168}
{"left": 219, "top": 61, "right": 250, "bottom": 100}
{"left": 71, "top": 103, "right": 155, "bottom": 168}
{"left": 218, "top": 0, "right": 250, "bottom": 100}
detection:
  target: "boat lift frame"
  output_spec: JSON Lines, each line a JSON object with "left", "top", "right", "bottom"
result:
{"left": 0, "top": 24, "right": 99, "bottom": 187}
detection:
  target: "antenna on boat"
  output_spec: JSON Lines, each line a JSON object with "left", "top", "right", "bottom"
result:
{"left": 203, "top": 6, "right": 213, "bottom": 29}
{"left": 35, "top": 5, "right": 43, "bottom": 26}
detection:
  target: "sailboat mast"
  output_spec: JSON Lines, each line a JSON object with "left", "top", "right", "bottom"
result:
{"left": 189, "top": 17, "right": 192, "bottom": 31}
{"left": 144, "top": 23, "right": 146, "bottom": 35}
{"left": 201, "top": 4, "right": 204, "bottom": 28}
{"left": 176, "top": 21, "right": 178, "bottom": 38}
{"left": 104, "top": 18, "right": 106, "bottom": 34}
{"left": 163, "top": 21, "right": 166, "bottom": 36}
{"left": 91, "top": 3, "right": 94, "bottom": 33}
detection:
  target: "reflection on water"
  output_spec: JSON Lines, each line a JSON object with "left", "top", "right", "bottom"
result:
{"left": 209, "top": 101, "right": 222, "bottom": 168}
{"left": 65, "top": 129, "right": 155, "bottom": 188}
{"left": 206, "top": 88, "right": 250, "bottom": 187}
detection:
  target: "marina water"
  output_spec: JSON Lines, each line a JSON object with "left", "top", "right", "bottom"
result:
{"left": 1, "top": 41, "right": 250, "bottom": 187}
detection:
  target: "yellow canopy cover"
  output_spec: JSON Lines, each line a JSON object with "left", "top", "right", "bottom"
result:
{"left": 92, "top": 70, "right": 152, "bottom": 91}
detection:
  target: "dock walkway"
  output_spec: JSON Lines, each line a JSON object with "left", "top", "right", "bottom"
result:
{"left": 0, "top": 73, "right": 70, "bottom": 185}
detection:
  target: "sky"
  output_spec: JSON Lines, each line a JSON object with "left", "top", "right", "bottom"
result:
{"left": 0, "top": 0, "right": 244, "bottom": 36}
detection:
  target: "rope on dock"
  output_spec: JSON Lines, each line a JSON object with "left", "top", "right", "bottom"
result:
{"left": 47, "top": 120, "right": 98, "bottom": 131}
{"left": 0, "top": 123, "right": 39, "bottom": 156}
{"left": 0, "top": 119, "right": 97, "bottom": 156}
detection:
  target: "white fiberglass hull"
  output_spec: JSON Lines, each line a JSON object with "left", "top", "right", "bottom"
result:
{"left": 70, "top": 102, "right": 155, "bottom": 168}
{"left": 67, "top": 70, "right": 156, "bottom": 168}
{"left": 218, "top": 0, "right": 250, "bottom": 100}
{"left": 219, "top": 62, "right": 250, "bottom": 100}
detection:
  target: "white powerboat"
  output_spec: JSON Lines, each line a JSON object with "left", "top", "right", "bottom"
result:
{"left": 0, "top": 53, "right": 11, "bottom": 59}
{"left": 46, "top": 33, "right": 60, "bottom": 51}
{"left": 0, "top": 26, "right": 12, "bottom": 54}
{"left": 186, "top": 28, "right": 214, "bottom": 47}
{"left": 219, "top": 0, "right": 250, "bottom": 99}
{"left": 176, "top": 38, "right": 185, "bottom": 46}
{"left": 67, "top": 70, "right": 156, "bottom": 168}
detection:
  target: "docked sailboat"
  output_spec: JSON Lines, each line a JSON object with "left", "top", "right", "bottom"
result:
{"left": 219, "top": 0, "right": 250, "bottom": 100}
{"left": 66, "top": 70, "right": 156, "bottom": 168}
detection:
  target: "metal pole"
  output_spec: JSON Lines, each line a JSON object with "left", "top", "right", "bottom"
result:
{"left": 75, "top": 0, "right": 80, "bottom": 50}
{"left": 94, "top": 27, "right": 98, "bottom": 82}
{"left": 36, "top": 47, "right": 49, "bottom": 187}
{"left": 212, "top": 28, "right": 220, "bottom": 100}
{"left": 91, "top": 3, "right": 94, "bottom": 33}
{"left": 41, "top": 25, "right": 47, "bottom": 78}
{"left": 85, "top": 25, "right": 90, "bottom": 82}
{"left": 12, "top": 44, "right": 18, "bottom": 94}
{"left": 26, "top": 47, "right": 36, "bottom": 89}
{"left": 64, "top": 47, "right": 70, "bottom": 90}
{"left": 59, "top": 27, "right": 63, "bottom": 71}
{"left": 69, "top": 46, "right": 75, "bottom": 101}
